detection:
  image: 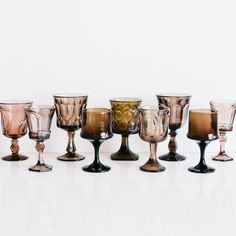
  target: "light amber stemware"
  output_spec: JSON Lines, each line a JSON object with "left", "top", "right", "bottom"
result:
{"left": 138, "top": 105, "right": 170, "bottom": 172}
{"left": 110, "top": 97, "right": 142, "bottom": 161}
{"left": 0, "top": 100, "right": 33, "bottom": 161}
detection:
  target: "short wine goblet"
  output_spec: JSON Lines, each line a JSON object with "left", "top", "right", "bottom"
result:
{"left": 0, "top": 100, "right": 33, "bottom": 161}
{"left": 25, "top": 105, "right": 55, "bottom": 172}
{"left": 54, "top": 93, "right": 88, "bottom": 161}
{"left": 210, "top": 100, "right": 236, "bottom": 161}
{"left": 110, "top": 97, "right": 142, "bottom": 161}
{"left": 187, "top": 109, "right": 218, "bottom": 173}
{"left": 80, "top": 108, "right": 113, "bottom": 173}
{"left": 156, "top": 93, "right": 191, "bottom": 161}
{"left": 138, "top": 105, "right": 170, "bottom": 172}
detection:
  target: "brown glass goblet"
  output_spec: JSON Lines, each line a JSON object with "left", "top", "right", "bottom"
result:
{"left": 0, "top": 100, "right": 33, "bottom": 161}
{"left": 210, "top": 100, "right": 236, "bottom": 161}
{"left": 54, "top": 94, "right": 88, "bottom": 161}
{"left": 110, "top": 97, "right": 142, "bottom": 161}
{"left": 80, "top": 108, "right": 113, "bottom": 173}
{"left": 25, "top": 105, "right": 55, "bottom": 172}
{"left": 138, "top": 105, "right": 170, "bottom": 172}
{"left": 156, "top": 93, "right": 191, "bottom": 161}
{"left": 187, "top": 109, "right": 218, "bottom": 173}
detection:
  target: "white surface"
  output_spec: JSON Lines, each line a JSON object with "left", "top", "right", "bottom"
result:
{"left": 0, "top": 151, "right": 236, "bottom": 236}
{"left": 0, "top": 0, "right": 236, "bottom": 153}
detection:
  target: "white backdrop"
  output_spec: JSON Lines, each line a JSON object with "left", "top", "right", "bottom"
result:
{"left": 0, "top": 0, "right": 236, "bottom": 155}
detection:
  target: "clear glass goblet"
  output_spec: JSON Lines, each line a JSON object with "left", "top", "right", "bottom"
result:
{"left": 210, "top": 100, "right": 236, "bottom": 161}
{"left": 80, "top": 108, "right": 113, "bottom": 173}
{"left": 187, "top": 109, "right": 218, "bottom": 173}
{"left": 0, "top": 100, "right": 33, "bottom": 161}
{"left": 110, "top": 97, "right": 142, "bottom": 161}
{"left": 138, "top": 105, "right": 170, "bottom": 172}
{"left": 54, "top": 93, "right": 88, "bottom": 161}
{"left": 25, "top": 105, "right": 55, "bottom": 172}
{"left": 156, "top": 93, "right": 191, "bottom": 161}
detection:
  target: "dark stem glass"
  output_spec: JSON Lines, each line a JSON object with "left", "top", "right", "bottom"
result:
{"left": 140, "top": 143, "right": 165, "bottom": 172}
{"left": 188, "top": 141, "right": 215, "bottom": 173}
{"left": 82, "top": 140, "right": 111, "bottom": 173}
{"left": 29, "top": 142, "right": 52, "bottom": 172}
{"left": 111, "top": 134, "right": 138, "bottom": 161}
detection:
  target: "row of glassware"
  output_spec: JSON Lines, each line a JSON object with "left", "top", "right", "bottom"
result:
{"left": 0, "top": 93, "right": 234, "bottom": 174}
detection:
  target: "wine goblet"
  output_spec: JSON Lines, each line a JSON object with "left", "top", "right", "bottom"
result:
{"left": 156, "top": 93, "right": 191, "bottom": 161}
{"left": 110, "top": 97, "right": 142, "bottom": 161}
{"left": 0, "top": 100, "right": 33, "bottom": 161}
{"left": 54, "top": 93, "right": 88, "bottom": 161}
{"left": 210, "top": 100, "right": 236, "bottom": 161}
{"left": 187, "top": 109, "right": 218, "bottom": 173}
{"left": 138, "top": 105, "right": 170, "bottom": 172}
{"left": 80, "top": 108, "right": 113, "bottom": 173}
{"left": 25, "top": 105, "right": 55, "bottom": 172}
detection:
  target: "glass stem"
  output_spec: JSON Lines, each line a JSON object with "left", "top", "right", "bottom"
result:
{"left": 36, "top": 142, "right": 45, "bottom": 165}
{"left": 66, "top": 131, "right": 76, "bottom": 154}
{"left": 149, "top": 142, "right": 158, "bottom": 163}
{"left": 168, "top": 129, "right": 177, "bottom": 155}
{"left": 91, "top": 140, "right": 102, "bottom": 165}
{"left": 120, "top": 134, "right": 129, "bottom": 151}
{"left": 197, "top": 141, "right": 209, "bottom": 168}
{"left": 219, "top": 131, "right": 227, "bottom": 155}
{"left": 10, "top": 138, "right": 19, "bottom": 156}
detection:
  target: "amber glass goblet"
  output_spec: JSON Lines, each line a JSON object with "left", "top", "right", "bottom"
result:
{"left": 0, "top": 100, "right": 33, "bottom": 161}
{"left": 25, "top": 105, "right": 55, "bottom": 172}
{"left": 54, "top": 94, "right": 88, "bottom": 161}
{"left": 110, "top": 97, "right": 142, "bottom": 161}
{"left": 138, "top": 105, "right": 170, "bottom": 172}
{"left": 156, "top": 93, "right": 191, "bottom": 162}
{"left": 80, "top": 108, "right": 113, "bottom": 173}
{"left": 187, "top": 109, "right": 218, "bottom": 173}
{"left": 210, "top": 100, "right": 236, "bottom": 161}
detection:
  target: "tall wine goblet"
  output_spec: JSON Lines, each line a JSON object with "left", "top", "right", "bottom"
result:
{"left": 80, "top": 108, "right": 113, "bottom": 173}
{"left": 156, "top": 93, "right": 191, "bottom": 161}
{"left": 25, "top": 105, "right": 55, "bottom": 172}
{"left": 110, "top": 97, "right": 142, "bottom": 161}
{"left": 187, "top": 109, "right": 218, "bottom": 173}
{"left": 54, "top": 94, "right": 88, "bottom": 161}
{"left": 138, "top": 105, "right": 170, "bottom": 172}
{"left": 0, "top": 100, "right": 33, "bottom": 161}
{"left": 210, "top": 100, "right": 236, "bottom": 161}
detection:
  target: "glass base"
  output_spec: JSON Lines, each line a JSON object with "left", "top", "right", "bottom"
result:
{"left": 57, "top": 153, "right": 85, "bottom": 161}
{"left": 111, "top": 150, "right": 139, "bottom": 161}
{"left": 212, "top": 153, "right": 233, "bottom": 162}
{"left": 140, "top": 161, "right": 165, "bottom": 173}
{"left": 2, "top": 154, "right": 28, "bottom": 161}
{"left": 29, "top": 162, "right": 52, "bottom": 172}
{"left": 82, "top": 162, "right": 111, "bottom": 173}
{"left": 159, "top": 153, "right": 186, "bottom": 162}
{"left": 188, "top": 165, "right": 215, "bottom": 174}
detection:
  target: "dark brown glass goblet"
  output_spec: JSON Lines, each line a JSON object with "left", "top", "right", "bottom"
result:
{"left": 54, "top": 94, "right": 88, "bottom": 161}
{"left": 187, "top": 109, "right": 218, "bottom": 173}
{"left": 80, "top": 108, "right": 113, "bottom": 173}
{"left": 156, "top": 93, "right": 191, "bottom": 161}
{"left": 25, "top": 105, "right": 55, "bottom": 172}
{"left": 110, "top": 97, "right": 142, "bottom": 161}
{"left": 138, "top": 105, "right": 170, "bottom": 172}
{"left": 0, "top": 100, "right": 33, "bottom": 161}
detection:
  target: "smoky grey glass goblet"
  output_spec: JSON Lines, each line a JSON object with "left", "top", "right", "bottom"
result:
{"left": 156, "top": 93, "right": 191, "bottom": 162}
{"left": 25, "top": 105, "right": 55, "bottom": 172}
{"left": 54, "top": 94, "right": 88, "bottom": 161}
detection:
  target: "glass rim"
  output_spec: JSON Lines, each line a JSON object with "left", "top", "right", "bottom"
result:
{"left": 189, "top": 109, "right": 217, "bottom": 114}
{"left": 210, "top": 99, "right": 236, "bottom": 105}
{"left": 25, "top": 105, "right": 55, "bottom": 111}
{"left": 139, "top": 105, "right": 169, "bottom": 112}
{"left": 0, "top": 99, "right": 33, "bottom": 105}
{"left": 53, "top": 93, "right": 88, "bottom": 98}
{"left": 156, "top": 93, "right": 192, "bottom": 98}
{"left": 110, "top": 97, "right": 142, "bottom": 102}
{"left": 84, "top": 108, "right": 111, "bottom": 114}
